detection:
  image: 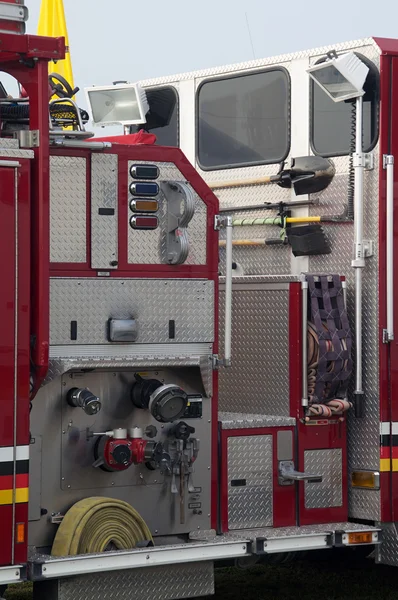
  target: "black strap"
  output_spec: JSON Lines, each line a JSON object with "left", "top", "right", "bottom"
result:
{"left": 307, "top": 274, "right": 352, "bottom": 405}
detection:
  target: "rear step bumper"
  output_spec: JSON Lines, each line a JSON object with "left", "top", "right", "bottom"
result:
{"left": 190, "top": 522, "right": 381, "bottom": 555}
{"left": 0, "top": 564, "right": 25, "bottom": 585}
{"left": 28, "top": 522, "right": 380, "bottom": 581}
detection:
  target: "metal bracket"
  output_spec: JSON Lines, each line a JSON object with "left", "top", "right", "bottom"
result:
{"left": 278, "top": 460, "right": 323, "bottom": 486}
{"left": 363, "top": 240, "right": 374, "bottom": 258}
{"left": 214, "top": 214, "right": 229, "bottom": 230}
{"left": 212, "top": 354, "right": 220, "bottom": 370}
{"left": 383, "top": 154, "right": 394, "bottom": 169}
{"left": 16, "top": 129, "right": 40, "bottom": 148}
{"left": 383, "top": 329, "right": 391, "bottom": 344}
{"left": 50, "top": 512, "right": 64, "bottom": 525}
{"left": 353, "top": 152, "right": 374, "bottom": 170}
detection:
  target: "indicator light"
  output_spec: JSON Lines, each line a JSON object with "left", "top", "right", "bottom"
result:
{"left": 130, "top": 199, "right": 159, "bottom": 213}
{"left": 130, "top": 215, "right": 159, "bottom": 230}
{"left": 16, "top": 522, "right": 25, "bottom": 544}
{"left": 351, "top": 470, "right": 380, "bottom": 490}
{"left": 129, "top": 182, "right": 159, "bottom": 196}
{"left": 130, "top": 165, "right": 159, "bottom": 180}
{"left": 346, "top": 532, "right": 374, "bottom": 545}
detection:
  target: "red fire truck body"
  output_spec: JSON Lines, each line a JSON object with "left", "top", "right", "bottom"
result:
{"left": 1, "top": 2, "right": 398, "bottom": 598}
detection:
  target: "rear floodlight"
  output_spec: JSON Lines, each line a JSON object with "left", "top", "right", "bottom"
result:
{"left": 85, "top": 83, "right": 149, "bottom": 126}
{"left": 307, "top": 52, "right": 369, "bottom": 103}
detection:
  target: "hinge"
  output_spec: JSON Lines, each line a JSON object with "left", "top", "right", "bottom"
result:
{"left": 383, "top": 329, "right": 390, "bottom": 344}
{"left": 16, "top": 130, "right": 40, "bottom": 148}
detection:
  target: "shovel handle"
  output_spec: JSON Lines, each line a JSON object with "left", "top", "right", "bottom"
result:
{"left": 209, "top": 175, "right": 276, "bottom": 190}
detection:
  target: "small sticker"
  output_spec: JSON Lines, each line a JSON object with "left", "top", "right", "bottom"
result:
{"left": 188, "top": 502, "right": 202, "bottom": 509}
{"left": 193, "top": 487, "right": 202, "bottom": 493}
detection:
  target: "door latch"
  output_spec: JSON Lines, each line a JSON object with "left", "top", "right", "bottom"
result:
{"left": 278, "top": 460, "right": 323, "bottom": 486}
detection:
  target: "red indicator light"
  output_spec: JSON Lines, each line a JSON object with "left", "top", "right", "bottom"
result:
{"left": 130, "top": 216, "right": 159, "bottom": 230}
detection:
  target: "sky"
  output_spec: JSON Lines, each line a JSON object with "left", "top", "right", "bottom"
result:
{"left": 25, "top": 0, "right": 398, "bottom": 91}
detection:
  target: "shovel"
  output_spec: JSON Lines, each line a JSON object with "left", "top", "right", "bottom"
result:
{"left": 208, "top": 156, "right": 335, "bottom": 196}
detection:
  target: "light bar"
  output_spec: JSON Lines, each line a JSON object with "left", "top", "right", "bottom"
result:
{"left": 307, "top": 52, "right": 369, "bottom": 103}
{"left": 85, "top": 83, "right": 149, "bottom": 126}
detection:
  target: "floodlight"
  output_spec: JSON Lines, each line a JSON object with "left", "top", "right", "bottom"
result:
{"left": 307, "top": 52, "right": 369, "bottom": 102}
{"left": 84, "top": 83, "right": 149, "bottom": 126}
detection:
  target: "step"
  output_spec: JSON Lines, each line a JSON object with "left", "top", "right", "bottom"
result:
{"left": 190, "top": 522, "right": 381, "bottom": 554}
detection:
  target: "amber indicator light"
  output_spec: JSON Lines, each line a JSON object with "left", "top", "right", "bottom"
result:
{"left": 351, "top": 470, "right": 379, "bottom": 489}
{"left": 347, "top": 532, "right": 373, "bottom": 545}
{"left": 16, "top": 522, "right": 25, "bottom": 544}
{"left": 130, "top": 215, "right": 159, "bottom": 230}
{"left": 130, "top": 199, "right": 158, "bottom": 213}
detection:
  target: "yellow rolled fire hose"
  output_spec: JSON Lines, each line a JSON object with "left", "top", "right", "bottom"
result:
{"left": 51, "top": 497, "right": 153, "bottom": 556}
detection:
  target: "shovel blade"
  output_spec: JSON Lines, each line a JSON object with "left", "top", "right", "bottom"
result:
{"left": 278, "top": 156, "right": 335, "bottom": 196}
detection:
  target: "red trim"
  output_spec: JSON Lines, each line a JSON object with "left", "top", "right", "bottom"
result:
{"left": 0, "top": 33, "right": 65, "bottom": 62}
{"left": 374, "top": 38, "right": 398, "bottom": 56}
{"left": 0, "top": 505, "right": 12, "bottom": 565}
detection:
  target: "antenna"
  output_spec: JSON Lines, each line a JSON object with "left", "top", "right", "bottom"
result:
{"left": 245, "top": 12, "right": 256, "bottom": 60}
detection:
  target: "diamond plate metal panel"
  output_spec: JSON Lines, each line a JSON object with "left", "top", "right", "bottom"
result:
{"left": 91, "top": 154, "right": 118, "bottom": 269}
{"left": 376, "top": 523, "right": 398, "bottom": 567}
{"left": 33, "top": 562, "right": 214, "bottom": 600}
{"left": 50, "top": 156, "right": 87, "bottom": 263}
{"left": 45, "top": 342, "right": 213, "bottom": 395}
{"left": 127, "top": 161, "right": 206, "bottom": 265}
{"left": 191, "top": 521, "right": 379, "bottom": 542}
{"left": 219, "top": 287, "right": 289, "bottom": 415}
{"left": 304, "top": 449, "right": 343, "bottom": 509}
{"left": 138, "top": 39, "right": 378, "bottom": 86}
{"left": 0, "top": 139, "right": 20, "bottom": 149}
{"left": 50, "top": 278, "right": 214, "bottom": 345}
{"left": 219, "top": 412, "right": 295, "bottom": 429}
{"left": 228, "top": 435, "right": 273, "bottom": 529}
{"left": 307, "top": 44, "right": 382, "bottom": 522}
{"left": 0, "top": 148, "right": 34, "bottom": 158}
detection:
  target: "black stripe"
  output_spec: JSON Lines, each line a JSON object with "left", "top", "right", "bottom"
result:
{"left": 380, "top": 434, "right": 398, "bottom": 447}
{"left": 0, "top": 460, "right": 29, "bottom": 476}
{"left": 98, "top": 208, "right": 115, "bottom": 216}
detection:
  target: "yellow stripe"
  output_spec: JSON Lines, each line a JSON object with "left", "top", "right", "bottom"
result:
{"left": 0, "top": 488, "right": 29, "bottom": 505}
{"left": 286, "top": 216, "right": 321, "bottom": 223}
{"left": 380, "top": 458, "right": 398, "bottom": 472}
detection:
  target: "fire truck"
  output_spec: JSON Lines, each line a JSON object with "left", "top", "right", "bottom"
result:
{"left": 1, "top": 0, "right": 398, "bottom": 598}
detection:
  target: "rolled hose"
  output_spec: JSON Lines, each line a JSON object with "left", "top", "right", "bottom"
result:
{"left": 51, "top": 497, "right": 153, "bottom": 556}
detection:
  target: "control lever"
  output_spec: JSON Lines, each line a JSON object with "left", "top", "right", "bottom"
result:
{"left": 278, "top": 460, "right": 323, "bottom": 485}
